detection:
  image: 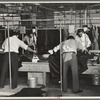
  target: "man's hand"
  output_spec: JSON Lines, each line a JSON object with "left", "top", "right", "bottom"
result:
{"left": 33, "top": 50, "right": 37, "bottom": 53}
{"left": 48, "top": 50, "right": 53, "bottom": 54}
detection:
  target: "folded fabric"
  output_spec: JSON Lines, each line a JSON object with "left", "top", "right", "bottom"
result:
{"left": 10, "top": 88, "right": 46, "bottom": 97}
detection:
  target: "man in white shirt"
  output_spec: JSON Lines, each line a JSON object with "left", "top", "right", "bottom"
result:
{"left": 0, "top": 31, "right": 36, "bottom": 89}
{"left": 75, "top": 29, "right": 91, "bottom": 74}
{"left": 48, "top": 35, "right": 84, "bottom": 93}
{"left": 76, "top": 29, "right": 91, "bottom": 50}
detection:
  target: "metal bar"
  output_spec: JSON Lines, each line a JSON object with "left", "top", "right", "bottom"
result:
{"left": 7, "top": 21, "right": 12, "bottom": 89}
{"left": 59, "top": 20, "right": 62, "bottom": 91}
{"left": 0, "top": 17, "right": 100, "bottom": 23}
{"left": 84, "top": 9, "right": 87, "bottom": 25}
{"left": 1, "top": 17, "right": 100, "bottom": 22}
{"left": 87, "top": 4, "right": 100, "bottom": 10}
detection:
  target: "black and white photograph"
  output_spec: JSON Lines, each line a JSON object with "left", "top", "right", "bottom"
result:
{"left": 0, "top": 1, "right": 100, "bottom": 98}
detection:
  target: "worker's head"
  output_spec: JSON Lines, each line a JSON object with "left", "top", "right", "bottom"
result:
{"left": 77, "top": 29, "right": 84, "bottom": 37}
{"left": 13, "top": 31, "right": 19, "bottom": 37}
{"left": 82, "top": 25, "right": 90, "bottom": 33}
{"left": 28, "top": 33, "right": 33, "bottom": 38}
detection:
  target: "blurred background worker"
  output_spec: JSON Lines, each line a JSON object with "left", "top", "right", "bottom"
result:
{"left": 0, "top": 31, "right": 36, "bottom": 89}
{"left": 75, "top": 29, "right": 91, "bottom": 74}
{"left": 23, "top": 27, "right": 37, "bottom": 49}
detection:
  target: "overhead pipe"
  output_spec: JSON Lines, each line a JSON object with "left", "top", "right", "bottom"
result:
{"left": 1, "top": 17, "right": 100, "bottom": 23}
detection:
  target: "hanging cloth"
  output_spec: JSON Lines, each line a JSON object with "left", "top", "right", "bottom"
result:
{"left": 94, "top": 26, "right": 99, "bottom": 50}
{"left": 98, "top": 27, "right": 100, "bottom": 49}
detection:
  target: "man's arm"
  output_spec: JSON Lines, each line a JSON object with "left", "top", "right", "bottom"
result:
{"left": 86, "top": 34, "right": 91, "bottom": 48}
{"left": 48, "top": 44, "right": 61, "bottom": 54}
{"left": 20, "top": 40, "right": 36, "bottom": 53}
{"left": 27, "top": 46, "right": 36, "bottom": 53}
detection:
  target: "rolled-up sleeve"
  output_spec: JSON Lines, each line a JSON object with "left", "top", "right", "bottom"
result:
{"left": 2, "top": 40, "right": 6, "bottom": 50}
{"left": 53, "top": 44, "right": 60, "bottom": 52}
{"left": 2, "top": 42, "right": 4, "bottom": 49}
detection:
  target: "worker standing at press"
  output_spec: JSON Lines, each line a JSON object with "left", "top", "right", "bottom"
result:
{"left": 48, "top": 25, "right": 85, "bottom": 93}
{"left": 0, "top": 30, "right": 36, "bottom": 89}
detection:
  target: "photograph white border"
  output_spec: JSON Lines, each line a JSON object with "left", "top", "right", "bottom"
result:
{"left": 0, "top": 0, "right": 100, "bottom": 99}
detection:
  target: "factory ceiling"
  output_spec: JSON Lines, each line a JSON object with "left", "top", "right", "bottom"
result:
{"left": 0, "top": 3, "right": 99, "bottom": 17}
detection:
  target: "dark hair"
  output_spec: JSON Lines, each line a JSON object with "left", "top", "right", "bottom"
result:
{"left": 12, "top": 31, "right": 19, "bottom": 36}
{"left": 82, "top": 25, "right": 88, "bottom": 28}
{"left": 77, "top": 29, "right": 84, "bottom": 35}
{"left": 67, "top": 36, "right": 75, "bottom": 40}
{"left": 32, "top": 26, "right": 35, "bottom": 29}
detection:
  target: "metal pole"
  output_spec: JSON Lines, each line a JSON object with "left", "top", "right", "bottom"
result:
{"left": 84, "top": 9, "right": 87, "bottom": 50}
{"left": 4, "top": 17, "right": 100, "bottom": 22}
{"left": 59, "top": 19, "right": 62, "bottom": 91}
{"left": 84, "top": 9, "right": 87, "bottom": 25}
{"left": 7, "top": 21, "right": 12, "bottom": 89}
{"left": 3, "top": 18, "right": 7, "bottom": 39}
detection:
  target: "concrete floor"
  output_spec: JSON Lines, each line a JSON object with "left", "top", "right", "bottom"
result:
{"left": 0, "top": 73, "right": 100, "bottom": 97}
{"left": 0, "top": 63, "right": 100, "bottom": 97}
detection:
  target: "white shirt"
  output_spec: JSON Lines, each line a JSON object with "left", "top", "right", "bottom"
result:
{"left": 75, "top": 33, "right": 91, "bottom": 50}
{"left": 53, "top": 39, "right": 84, "bottom": 54}
{"left": 2, "top": 35, "right": 28, "bottom": 53}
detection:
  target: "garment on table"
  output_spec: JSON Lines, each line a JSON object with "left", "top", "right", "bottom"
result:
{"left": 10, "top": 88, "right": 46, "bottom": 97}
{"left": 48, "top": 51, "right": 60, "bottom": 78}
{"left": 48, "top": 29, "right": 68, "bottom": 79}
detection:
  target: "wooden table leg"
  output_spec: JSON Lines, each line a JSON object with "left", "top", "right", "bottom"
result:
{"left": 43, "top": 72, "right": 46, "bottom": 86}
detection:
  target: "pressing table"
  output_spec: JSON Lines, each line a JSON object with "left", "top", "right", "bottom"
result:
{"left": 18, "top": 62, "right": 50, "bottom": 86}
{"left": 83, "top": 50, "right": 100, "bottom": 74}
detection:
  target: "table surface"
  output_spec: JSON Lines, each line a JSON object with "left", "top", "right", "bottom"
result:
{"left": 89, "top": 50, "right": 100, "bottom": 53}
{"left": 22, "top": 61, "right": 48, "bottom": 64}
{"left": 19, "top": 61, "right": 50, "bottom": 72}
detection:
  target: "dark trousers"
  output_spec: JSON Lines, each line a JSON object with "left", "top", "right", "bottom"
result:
{"left": 0, "top": 52, "right": 18, "bottom": 89}
{"left": 62, "top": 53, "right": 80, "bottom": 92}
{"left": 77, "top": 51, "right": 88, "bottom": 74}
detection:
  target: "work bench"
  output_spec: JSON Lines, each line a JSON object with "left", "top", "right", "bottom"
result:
{"left": 83, "top": 50, "right": 100, "bottom": 74}
{"left": 18, "top": 62, "right": 50, "bottom": 86}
